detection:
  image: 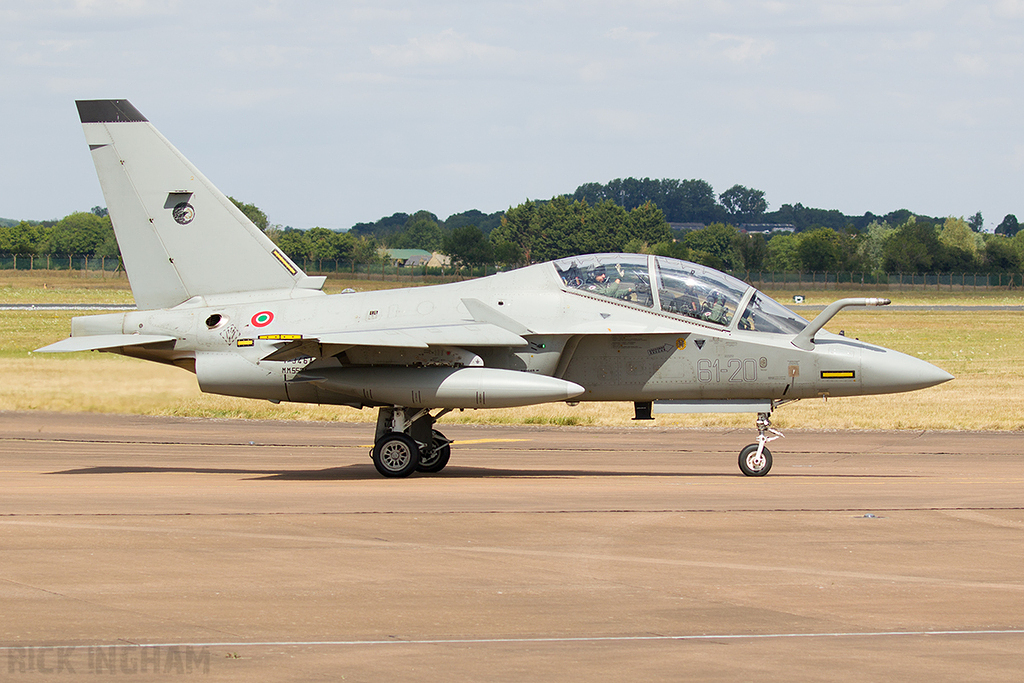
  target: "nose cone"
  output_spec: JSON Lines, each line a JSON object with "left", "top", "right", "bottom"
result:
{"left": 861, "top": 347, "right": 953, "bottom": 394}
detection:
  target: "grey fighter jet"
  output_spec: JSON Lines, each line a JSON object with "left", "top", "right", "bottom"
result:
{"left": 38, "top": 100, "right": 954, "bottom": 477}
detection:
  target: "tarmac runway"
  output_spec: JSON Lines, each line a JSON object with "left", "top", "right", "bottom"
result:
{"left": 1, "top": 411, "right": 1022, "bottom": 681}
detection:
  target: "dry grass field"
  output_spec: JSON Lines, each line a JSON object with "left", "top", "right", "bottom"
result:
{"left": 2, "top": 270, "right": 1022, "bottom": 431}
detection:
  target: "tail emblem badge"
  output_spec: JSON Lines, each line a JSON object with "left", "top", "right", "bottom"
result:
{"left": 172, "top": 202, "right": 195, "bottom": 225}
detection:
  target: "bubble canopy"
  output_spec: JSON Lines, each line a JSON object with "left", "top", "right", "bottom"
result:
{"left": 553, "top": 254, "right": 808, "bottom": 335}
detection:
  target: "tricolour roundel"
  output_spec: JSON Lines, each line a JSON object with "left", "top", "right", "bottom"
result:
{"left": 251, "top": 311, "right": 274, "bottom": 327}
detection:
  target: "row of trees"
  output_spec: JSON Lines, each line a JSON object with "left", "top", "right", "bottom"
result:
{"left": 0, "top": 205, "right": 499, "bottom": 272}
{"left": 490, "top": 197, "right": 673, "bottom": 263}
{"left": 0, "top": 211, "right": 118, "bottom": 257}
{"left": 270, "top": 213, "right": 504, "bottom": 270}
{"left": 573, "top": 178, "right": 775, "bottom": 225}
{"left": 572, "top": 177, "right": 875, "bottom": 227}
{"left": 0, "top": 198, "right": 270, "bottom": 259}
{"left": 570, "top": 177, "right": 1024, "bottom": 238}
{"left": 686, "top": 218, "right": 1024, "bottom": 275}
{"left": 5, "top": 188, "right": 1024, "bottom": 275}
{"left": 349, "top": 209, "right": 504, "bottom": 243}
{"left": 273, "top": 198, "right": 676, "bottom": 270}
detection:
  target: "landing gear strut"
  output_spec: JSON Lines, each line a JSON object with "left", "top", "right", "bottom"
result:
{"left": 417, "top": 429, "right": 452, "bottom": 473}
{"left": 370, "top": 407, "right": 453, "bottom": 478}
{"left": 738, "top": 411, "right": 783, "bottom": 476}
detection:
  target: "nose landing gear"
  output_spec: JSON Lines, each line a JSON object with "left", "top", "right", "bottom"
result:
{"left": 739, "top": 411, "right": 783, "bottom": 476}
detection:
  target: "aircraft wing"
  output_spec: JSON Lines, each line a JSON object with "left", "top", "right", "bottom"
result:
{"left": 262, "top": 323, "right": 529, "bottom": 361}
{"left": 35, "top": 334, "right": 177, "bottom": 353}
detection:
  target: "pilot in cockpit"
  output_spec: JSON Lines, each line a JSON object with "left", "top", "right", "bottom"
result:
{"left": 588, "top": 266, "right": 632, "bottom": 300}
{"left": 702, "top": 291, "right": 728, "bottom": 324}
{"left": 674, "top": 283, "right": 701, "bottom": 317}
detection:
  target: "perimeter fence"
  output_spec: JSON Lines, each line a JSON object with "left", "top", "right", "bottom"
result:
{"left": 0, "top": 254, "right": 498, "bottom": 284}
{"left": 734, "top": 270, "right": 1024, "bottom": 291}
{"left": 1, "top": 253, "right": 1023, "bottom": 290}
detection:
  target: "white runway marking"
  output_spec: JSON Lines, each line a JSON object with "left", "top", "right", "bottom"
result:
{"left": 4, "top": 629, "right": 1023, "bottom": 650}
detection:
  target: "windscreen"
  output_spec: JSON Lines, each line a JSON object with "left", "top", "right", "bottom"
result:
{"left": 737, "top": 293, "right": 809, "bottom": 334}
{"left": 555, "top": 253, "right": 808, "bottom": 334}
{"left": 655, "top": 257, "right": 749, "bottom": 326}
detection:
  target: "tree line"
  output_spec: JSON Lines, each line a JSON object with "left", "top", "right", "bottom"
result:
{"left": 673, "top": 218, "right": 1024, "bottom": 275}
{"left": 4, "top": 179, "right": 1024, "bottom": 275}
{"left": 572, "top": 177, "right": 1024, "bottom": 238}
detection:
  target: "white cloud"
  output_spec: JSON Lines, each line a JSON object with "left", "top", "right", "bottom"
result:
{"left": 703, "top": 33, "right": 776, "bottom": 64}
{"left": 605, "top": 26, "right": 658, "bottom": 44}
{"left": 589, "top": 107, "right": 653, "bottom": 136}
{"left": 992, "top": 0, "right": 1024, "bottom": 19}
{"left": 815, "top": 1, "right": 944, "bottom": 27}
{"left": 216, "top": 43, "right": 315, "bottom": 70}
{"left": 4, "top": 0, "right": 1024, "bottom": 230}
{"left": 370, "top": 28, "right": 515, "bottom": 69}
{"left": 878, "top": 30, "right": 936, "bottom": 52}
{"left": 349, "top": 6, "right": 414, "bottom": 23}
{"left": 954, "top": 52, "right": 990, "bottom": 77}
{"left": 767, "top": 88, "right": 838, "bottom": 116}
{"left": 45, "top": 75, "right": 107, "bottom": 94}
{"left": 1009, "top": 144, "right": 1024, "bottom": 170}
{"left": 70, "top": 0, "right": 179, "bottom": 16}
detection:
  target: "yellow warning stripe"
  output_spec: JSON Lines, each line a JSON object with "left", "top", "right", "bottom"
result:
{"left": 236, "top": 339, "right": 254, "bottom": 347}
{"left": 258, "top": 334, "right": 302, "bottom": 340}
{"left": 272, "top": 249, "right": 298, "bottom": 275}
{"left": 821, "top": 371, "right": 856, "bottom": 379}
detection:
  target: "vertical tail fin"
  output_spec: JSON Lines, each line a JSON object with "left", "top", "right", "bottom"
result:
{"left": 76, "top": 99, "right": 323, "bottom": 310}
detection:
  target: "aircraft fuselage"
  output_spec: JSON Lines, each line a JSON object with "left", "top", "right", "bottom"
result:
{"left": 70, "top": 258, "right": 948, "bottom": 410}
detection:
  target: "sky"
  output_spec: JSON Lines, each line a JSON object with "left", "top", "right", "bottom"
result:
{"left": 3, "top": 0, "right": 1024, "bottom": 232}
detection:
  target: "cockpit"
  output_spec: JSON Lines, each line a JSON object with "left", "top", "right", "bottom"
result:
{"left": 553, "top": 253, "right": 808, "bottom": 334}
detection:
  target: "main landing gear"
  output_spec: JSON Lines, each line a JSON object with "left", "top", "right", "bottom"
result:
{"left": 370, "top": 407, "right": 453, "bottom": 478}
{"left": 738, "top": 411, "right": 783, "bottom": 477}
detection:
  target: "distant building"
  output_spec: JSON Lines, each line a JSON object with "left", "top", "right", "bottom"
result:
{"left": 669, "top": 222, "right": 706, "bottom": 232}
{"left": 380, "top": 248, "right": 430, "bottom": 266}
{"left": 739, "top": 224, "right": 795, "bottom": 234}
{"left": 380, "top": 249, "right": 452, "bottom": 268}
{"left": 668, "top": 222, "right": 796, "bottom": 235}
{"left": 405, "top": 252, "right": 451, "bottom": 268}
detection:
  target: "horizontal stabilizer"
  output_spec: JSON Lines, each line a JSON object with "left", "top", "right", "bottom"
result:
{"left": 461, "top": 298, "right": 533, "bottom": 335}
{"left": 35, "top": 334, "right": 177, "bottom": 354}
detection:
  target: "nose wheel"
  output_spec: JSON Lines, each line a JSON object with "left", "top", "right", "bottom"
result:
{"left": 739, "top": 411, "right": 783, "bottom": 476}
{"left": 739, "top": 443, "right": 772, "bottom": 476}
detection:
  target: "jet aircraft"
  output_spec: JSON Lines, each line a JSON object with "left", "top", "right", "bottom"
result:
{"left": 38, "top": 100, "right": 954, "bottom": 477}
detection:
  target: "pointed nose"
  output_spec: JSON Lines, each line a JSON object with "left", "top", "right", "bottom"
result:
{"left": 861, "top": 348, "right": 953, "bottom": 394}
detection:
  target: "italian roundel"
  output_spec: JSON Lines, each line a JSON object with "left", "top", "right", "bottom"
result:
{"left": 251, "top": 311, "right": 274, "bottom": 327}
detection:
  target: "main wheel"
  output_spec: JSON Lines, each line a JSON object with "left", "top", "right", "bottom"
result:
{"left": 372, "top": 432, "right": 420, "bottom": 478}
{"left": 739, "top": 443, "right": 772, "bottom": 477}
{"left": 417, "top": 429, "right": 452, "bottom": 473}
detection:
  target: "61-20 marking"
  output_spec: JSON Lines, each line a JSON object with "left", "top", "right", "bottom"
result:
{"left": 696, "top": 358, "right": 758, "bottom": 383}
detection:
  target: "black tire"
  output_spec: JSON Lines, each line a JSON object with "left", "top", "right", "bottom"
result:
{"left": 739, "top": 443, "right": 772, "bottom": 477}
{"left": 417, "top": 430, "right": 452, "bottom": 473}
{"left": 372, "top": 432, "right": 420, "bottom": 478}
